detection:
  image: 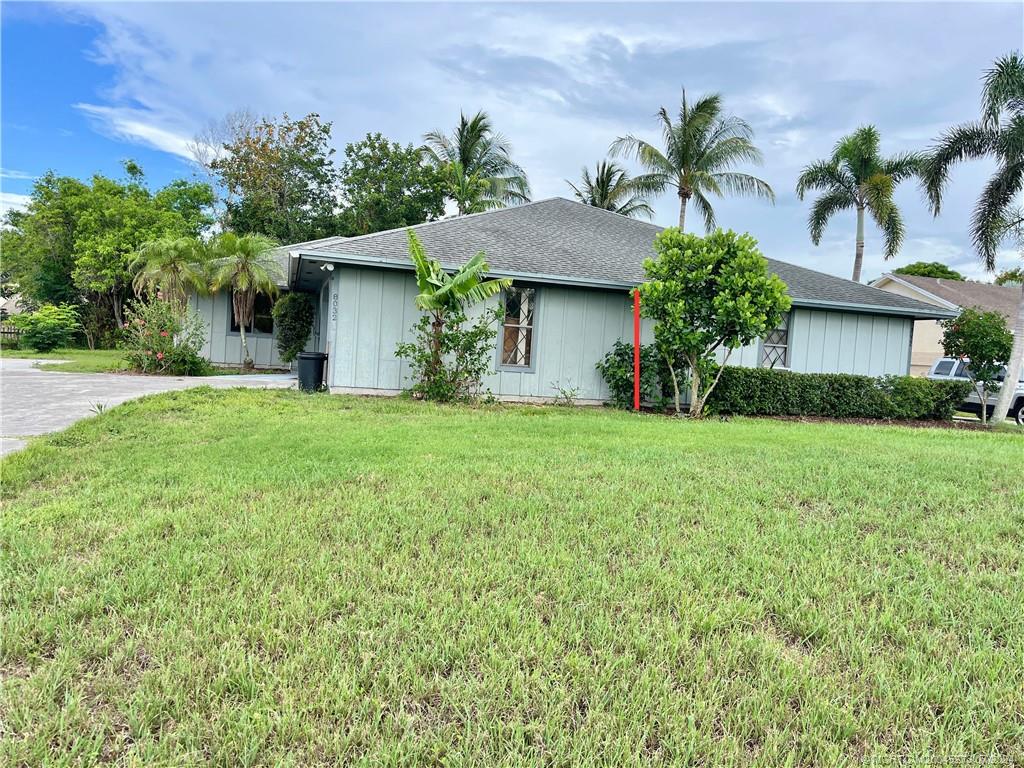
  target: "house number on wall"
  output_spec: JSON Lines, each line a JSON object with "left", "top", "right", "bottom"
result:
{"left": 330, "top": 290, "right": 339, "bottom": 323}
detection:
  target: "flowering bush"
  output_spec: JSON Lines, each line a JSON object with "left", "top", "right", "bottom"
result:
{"left": 121, "top": 299, "right": 212, "bottom": 376}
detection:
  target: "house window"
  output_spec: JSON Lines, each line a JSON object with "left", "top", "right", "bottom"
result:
{"left": 500, "top": 287, "right": 536, "bottom": 368}
{"left": 230, "top": 293, "right": 275, "bottom": 335}
{"left": 760, "top": 313, "right": 790, "bottom": 369}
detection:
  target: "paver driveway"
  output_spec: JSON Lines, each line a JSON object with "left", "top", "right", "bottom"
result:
{"left": 0, "top": 358, "right": 296, "bottom": 456}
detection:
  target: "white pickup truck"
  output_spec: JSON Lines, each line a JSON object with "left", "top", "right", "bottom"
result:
{"left": 926, "top": 358, "right": 1024, "bottom": 426}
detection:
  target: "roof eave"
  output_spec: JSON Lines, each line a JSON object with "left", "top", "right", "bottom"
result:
{"left": 296, "top": 250, "right": 956, "bottom": 318}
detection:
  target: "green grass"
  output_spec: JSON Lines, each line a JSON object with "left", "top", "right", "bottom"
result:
{"left": 0, "top": 347, "right": 129, "bottom": 373}
{"left": 2, "top": 390, "right": 1022, "bottom": 766}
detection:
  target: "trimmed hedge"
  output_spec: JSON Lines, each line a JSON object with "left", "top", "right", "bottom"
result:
{"left": 705, "top": 367, "right": 972, "bottom": 421}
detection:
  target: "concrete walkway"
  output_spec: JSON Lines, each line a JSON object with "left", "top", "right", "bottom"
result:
{"left": 0, "top": 358, "right": 296, "bottom": 456}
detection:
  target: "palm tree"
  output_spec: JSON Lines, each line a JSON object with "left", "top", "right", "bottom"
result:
{"left": 210, "top": 232, "right": 283, "bottom": 369}
{"left": 407, "top": 229, "right": 510, "bottom": 376}
{"left": 567, "top": 160, "right": 654, "bottom": 219}
{"left": 795, "top": 126, "right": 923, "bottom": 283}
{"left": 609, "top": 90, "right": 774, "bottom": 231}
{"left": 923, "top": 52, "right": 1024, "bottom": 425}
{"left": 131, "top": 237, "right": 210, "bottom": 316}
{"left": 422, "top": 111, "right": 531, "bottom": 215}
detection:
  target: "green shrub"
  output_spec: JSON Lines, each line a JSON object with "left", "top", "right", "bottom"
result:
{"left": 395, "top": 306, "right": 500, "bottom": 402}
{"left": 595, "top": 340, "right": 672, "bottom": 409}
{"left": 120, "top": 299, "right": 212, "bottom": 376}
{"left": 12, "top": 304, "right": 80, "bottom": 352}
{"left": 706, "top": 367, "right": 972, "bottom": 421}
{"left": 271, "top": 292, "right": 317, "bottom": 363}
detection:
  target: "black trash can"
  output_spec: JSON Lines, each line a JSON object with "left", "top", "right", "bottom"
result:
{"left": 297, "top": 352, "right": 328, "bottom": 392}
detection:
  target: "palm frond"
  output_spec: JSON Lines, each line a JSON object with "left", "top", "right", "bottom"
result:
{"left": 869, "top": 202, "right": 905, "bottom": 260}
{"left": 807, "top": 191, "right": 855, "bottom": 245}
{"left": 796, "top": 160, "right": 855, "bottom": 199}
{"left": 690, "top": 189, "right": 717, "bottom": 233}
{"left": 971, "top": 159, "right": 1024, "bottom": 269}
{"left": 710, "top": 172, "right": 775, "bottom": 202}
{"left": 921, "top": 122, "right": 996, "bottom": 214}
{"left": 982, "top": 51, "right": 1024, "bottom": 128}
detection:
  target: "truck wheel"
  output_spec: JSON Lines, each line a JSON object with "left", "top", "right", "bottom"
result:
{"left": 1015, "top": 403, "right": 1024, "bottom": 428}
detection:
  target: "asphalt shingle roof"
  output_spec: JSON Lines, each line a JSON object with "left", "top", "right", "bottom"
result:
{"left": 884, "top": 273, "right": 1021, "bottom": 321}
{"left": 293, "top": 198, "right": 951, "bottom": 317}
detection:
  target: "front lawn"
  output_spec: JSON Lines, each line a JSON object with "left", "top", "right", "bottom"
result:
{"left": 2, "top": 390, "right": 1021, "bottom": 765}
{"left": 0, "top": 347, "right": 129, "bottom": 373}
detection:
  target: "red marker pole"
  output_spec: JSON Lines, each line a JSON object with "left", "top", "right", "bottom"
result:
{"left": 633, "top": 288, "right": 641, "bottom": 411}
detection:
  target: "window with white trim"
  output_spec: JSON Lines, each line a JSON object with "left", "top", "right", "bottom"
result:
{"left": 760, "top": 313, "right": 790, "bottom": 369}
{"left": 500, "top": 287, "right": 536, "bottom": 368}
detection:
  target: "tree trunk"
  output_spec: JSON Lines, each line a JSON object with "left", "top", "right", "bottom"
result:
{"left": 239, "top": 323, "right": 251, "bottom": 369}
{"left": 429, "top": 311, "right": 445, "bottom": 383}
{"left": 852, "top": 206, "right": 866, "bottom": 283}
{"left": 687, "top": 358, "right": 701, "bottom": 417}
{"left": 678, "top": 189, "right": 690, "bottom": 231}
{"left": 991, "top": 282, "right": 1024, "bottom": 424}
{"left": 665, "top": 353, "right": 680, "bottom": 414}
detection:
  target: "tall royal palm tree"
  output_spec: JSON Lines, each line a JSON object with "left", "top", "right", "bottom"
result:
{"left": 422, "top": 111, "right": 531, "bottom": 215}
{"left": 923, "top": 52, "right": 1024, "bottom": 425}
{"left": 796, "top": 126, "right": 923, "bottom": 283}
{"left": 210, "top": 232, "right": 283, "bottom": 369}
{"left": 131, "top": 237, "right": 210, "bottom": 316}
{"left": 609, "top": 90, "right": 774, "bottom": 231}
{"left": 567, "top": 160, "right": 654, "bottom": 219}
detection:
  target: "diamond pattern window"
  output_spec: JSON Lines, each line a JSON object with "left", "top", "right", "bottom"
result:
{"left": 501, "top": 287, "right": 536, "bottom": 367}
{"left": 760, "top": 313, "right": 790, "bottom": 369}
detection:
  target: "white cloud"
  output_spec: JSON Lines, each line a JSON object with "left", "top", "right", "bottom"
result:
{"left": 0, "top": 192, "right": 31, "bottom": 219}
{"left": 0, "top": 169, "right": 36, "bottom": 180}
{"left": 74, "top": 103, "right": 195, "bottom": 160}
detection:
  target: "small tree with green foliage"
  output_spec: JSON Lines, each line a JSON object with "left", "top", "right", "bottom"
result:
{"left": 11, "top": 304, "right": 80, "bottom": 352}
{"left": 271, "top": 292, "right": 317, "bottom": 363}
{"left": 893, "top": 261, "right": 964, "bottom": 281}
{"left": 395, "top": 230, "right": 510, "bottom": 401}
{"left": 994, "top": 266, "right": 1024, "bottom": 286}
{"left": 940, "top": 308, "right": 1013, "bottom": 424}
{"left": 639, "top": 229, "right": 791, "bottom": 417}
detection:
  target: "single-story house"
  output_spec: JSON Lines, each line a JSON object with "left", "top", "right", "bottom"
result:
{"left": 870, "top": 273, "right": 1021, "bottom": 376}
{"left": 192, "top": 198, "right": 953, "bottom": 403}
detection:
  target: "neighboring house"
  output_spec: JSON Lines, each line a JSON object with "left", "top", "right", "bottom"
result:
{"left": 193, "top": 198, "right": 952, "bottom": 400}
{"left": 1, "top": 293, "right": 23, "bottom": 320}
{"left": 870, "top": 273, "right": 1020, "bottom": 375}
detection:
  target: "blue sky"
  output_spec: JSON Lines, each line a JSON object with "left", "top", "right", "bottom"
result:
{"left": 2, "top": 1, "right": 1021, "bottom": 281}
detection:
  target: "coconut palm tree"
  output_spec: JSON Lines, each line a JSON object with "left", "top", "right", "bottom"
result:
{"left": 422, "top": 111, "right": 531, "bottom": 215}
{"left": 609, "top": 90, "right": 774, "bottom": 231}
{"left": 923, "top": 51, "right": 1024, "bottom": 425}
{"left": 131, "top": 237, "right": 210, "bottom": 316}
{"left": 795, "top": 126, "right": 923, "bottom": 283}
{"left": 567, "top": 160, "right": 654, "bottom": 219}
{"left": 210, "top": 232, "right": 283, "bottom": 369}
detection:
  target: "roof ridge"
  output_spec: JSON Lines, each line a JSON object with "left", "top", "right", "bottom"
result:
{"left": 332, "top": 197, "right": 574, "bottom": 245}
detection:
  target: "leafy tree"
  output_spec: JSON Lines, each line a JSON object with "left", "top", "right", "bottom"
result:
{"left": 923, "top": 52, "right": 1024, "bottom": 424}
{"left": 131, "top": 237, "right": 211, "bottom": 316}
{"left": 567, "top": 161, "right": 654, "bottom": 219}
{"left": 422, "top": 111, "right": 531, "bottom": 215}
{"left": 638, "top": 228, "right": 791, "bottom": 417}
{"left": 395, "top": 230, "right": 510, "bottom": 400}
{"left": 1, "top": 173, "right": 89, "bottom": 307}
{"left": 892, "top": 261, "right": 965, "bottom": 280}
{"left": 11, "top": 304, "right": 80, "bottom": 352}
{"left": 210, "top": 233, "right": 283, "bottom": 369}
{"left": 994, "top": 266, "right": 1024, "bottom": 286}
{"left": 271, "top": 292, "right": 317, "bottom": 363}
{"left": 610, "top": 90, "right": 774, "bottom": 231}
{"left": 338, "top": 133, "right": 445, "bottom": 235}
{"left": 1, "top": 166, "right": 214, "bottom": 333}
{"left": 941, "top": 308, "right": 1013, "bottom": 425}
{"left": 796, "top": 125, "right": 923, "bottom": 283}
{"left": 211, "top": 113, "right": 339, "bottom": 242}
